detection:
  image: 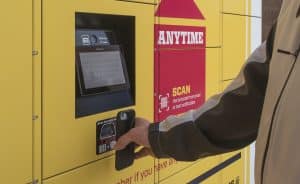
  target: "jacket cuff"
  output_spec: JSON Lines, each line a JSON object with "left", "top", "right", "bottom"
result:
{"left": 148, "top": 123, "right": 169, "bottom": 158}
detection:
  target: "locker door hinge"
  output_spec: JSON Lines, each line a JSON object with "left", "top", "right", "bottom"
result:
{"left": 32, "top": 50, "right": 39, "bottom": 56}
{"left": 32, "top": 115, "right": 39, "bottom": 121}
{"left": 32, "top": 179, "right": 39, "bottom": 184}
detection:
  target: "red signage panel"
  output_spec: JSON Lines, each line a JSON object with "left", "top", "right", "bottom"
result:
{"left": 154, "top": 24, "right": 206, "bottom": 122}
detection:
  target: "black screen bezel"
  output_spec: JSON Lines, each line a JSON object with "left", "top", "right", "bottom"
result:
{"left": 76, "top": 45, "right": 130, "bottom": 96}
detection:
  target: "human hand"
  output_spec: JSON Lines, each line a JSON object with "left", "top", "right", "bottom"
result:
{"left": 114, "top": 117, "right": 152, "bottom": 159}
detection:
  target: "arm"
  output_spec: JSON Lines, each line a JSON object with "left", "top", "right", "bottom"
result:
{"left": 149, "top": 41, "right": 269, "bottom": 161}
{"left": 114, "top": 24, "right": 277, "bottom": 161}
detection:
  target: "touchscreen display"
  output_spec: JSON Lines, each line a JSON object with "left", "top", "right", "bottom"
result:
{"left": 79, "top": 51, "right": 126, "bottom": 89}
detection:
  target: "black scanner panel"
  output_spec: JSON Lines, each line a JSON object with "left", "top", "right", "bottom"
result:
{"left": 75, "top": 13, "right": 135, "bottom": 118}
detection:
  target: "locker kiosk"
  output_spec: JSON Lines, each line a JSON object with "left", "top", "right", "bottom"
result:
{"left": 41, "top": 1, "right": 154, "bottom": 182}
{"left": 0, "top": 0, "right": 255, "bottom": 183}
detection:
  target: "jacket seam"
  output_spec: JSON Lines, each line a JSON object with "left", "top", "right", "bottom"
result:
{"left": 193, "top": 60, "right": 268, "bottom": 125}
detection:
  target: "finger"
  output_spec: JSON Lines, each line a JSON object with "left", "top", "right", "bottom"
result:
{"left": 135, "top": 147, "right": 152, "bottom": 160}
{"left": 113, "top": 134, "right": 132, "bottom": 150}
